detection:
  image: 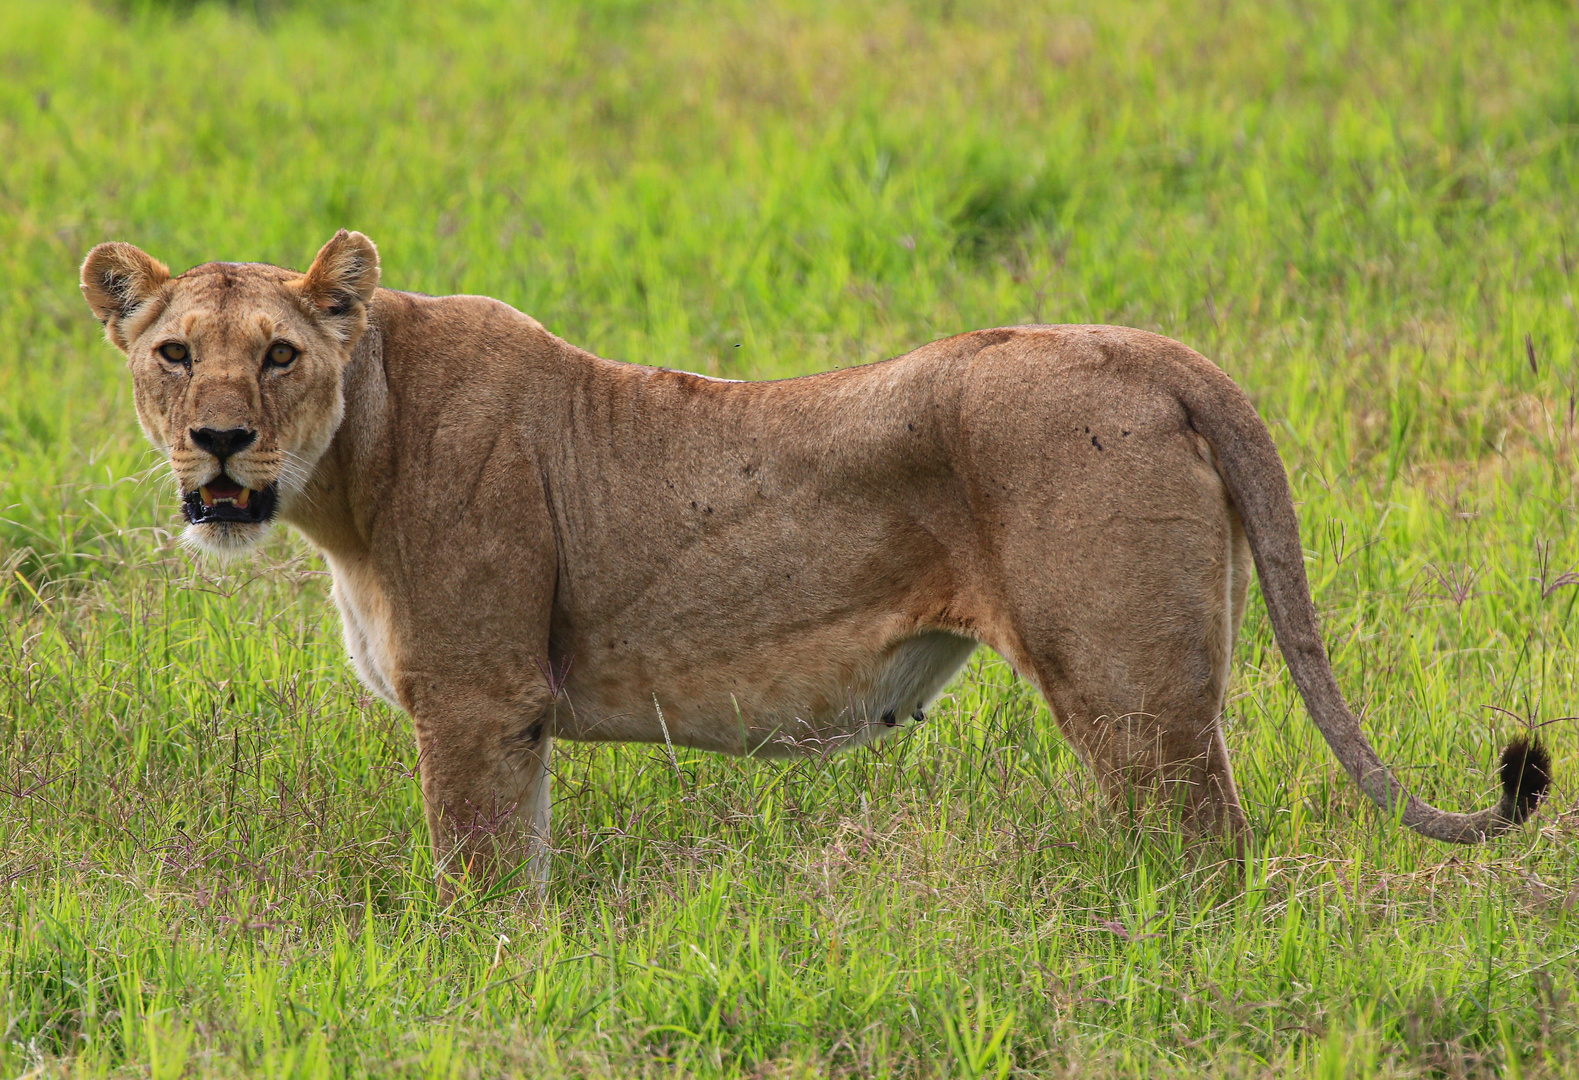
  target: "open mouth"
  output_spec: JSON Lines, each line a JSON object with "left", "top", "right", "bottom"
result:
{"left": 182, "top": 475, "right": 278, "bottom": 525}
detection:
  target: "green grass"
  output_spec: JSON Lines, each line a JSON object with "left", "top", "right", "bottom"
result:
{"left": 3, "top": 0, "right": 1579, "bottom": 1074}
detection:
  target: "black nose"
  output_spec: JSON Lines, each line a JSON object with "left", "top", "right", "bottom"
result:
{"left": 189, "top": 426, "right": 257, "bottom": 458}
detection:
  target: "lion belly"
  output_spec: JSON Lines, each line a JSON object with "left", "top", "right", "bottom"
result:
{"left": 750, "top": 629, "right": 980, "bottom": 758}
{"left": 558, "top": 630, "right": 978, "bottom": 757}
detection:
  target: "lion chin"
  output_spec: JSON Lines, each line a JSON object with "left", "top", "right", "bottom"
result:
{"left": 182, "top": 519, "right": 275, "bottom": 557}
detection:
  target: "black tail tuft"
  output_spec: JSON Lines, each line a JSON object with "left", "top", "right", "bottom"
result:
{"left": 1499, "top": 737, "right": 1552, "bottom": 824}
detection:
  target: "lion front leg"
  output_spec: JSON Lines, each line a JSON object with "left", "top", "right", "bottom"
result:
{"left": 412, "top": 691, "right": 556, "bottom": 904}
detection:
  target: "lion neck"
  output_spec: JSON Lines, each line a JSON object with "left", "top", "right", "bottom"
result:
{"left": 282, "top": 317, "right": 395, "bottom": 561}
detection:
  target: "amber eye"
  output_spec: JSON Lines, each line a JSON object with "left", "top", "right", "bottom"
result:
{"left": 266, "top": 342, "right": 298, "bottom": 368}
{"left": 158, "top": 342, "right": 189, "bottom": 364}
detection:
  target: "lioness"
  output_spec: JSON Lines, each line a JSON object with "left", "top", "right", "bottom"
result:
{"left": 81, "top": 231, "right": 1549, "bottom": 893}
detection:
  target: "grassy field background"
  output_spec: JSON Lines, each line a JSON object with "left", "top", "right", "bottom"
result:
{"left": 3, "top": 0, "right": 1579, "bottom": 1075}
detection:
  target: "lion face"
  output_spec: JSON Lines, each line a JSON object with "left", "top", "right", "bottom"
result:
{"left": 81, "top": 231, "right": 379, "bottom": 555}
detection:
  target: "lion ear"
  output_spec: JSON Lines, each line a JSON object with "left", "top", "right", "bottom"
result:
{"left": 297, "top": 230, "right": 380, "bottom": 333}
{"left": 80, "top": 242, "right": 171, "bottom": 351}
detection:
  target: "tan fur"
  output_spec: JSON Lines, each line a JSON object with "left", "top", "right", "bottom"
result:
{"left": 81, "top": 232, "right": 1542, "bottom": 897}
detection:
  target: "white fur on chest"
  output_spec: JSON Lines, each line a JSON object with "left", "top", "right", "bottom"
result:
{"left": 327, "top": 555, "right": 402, "bottom": 708}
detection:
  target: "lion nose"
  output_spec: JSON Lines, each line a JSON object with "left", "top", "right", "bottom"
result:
{"left": 189, "top": 426, "right": 257, "bottom": 459}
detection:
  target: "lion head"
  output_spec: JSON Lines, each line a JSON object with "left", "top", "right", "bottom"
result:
{"left": 80, "top": 230, "right": 380, "bottom": 555}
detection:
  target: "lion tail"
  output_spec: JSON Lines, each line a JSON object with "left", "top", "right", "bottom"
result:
{"left": 1165, "top": 344, "right": 1550, "bottom": 843}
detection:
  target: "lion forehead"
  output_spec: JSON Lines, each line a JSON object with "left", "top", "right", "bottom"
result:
{"left": 152, "top": 274, "right": 318, "bottom": 351}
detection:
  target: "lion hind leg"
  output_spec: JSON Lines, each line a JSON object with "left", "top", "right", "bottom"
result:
{"left": 1033, "top": 676, "right": 1248, "bottom": 842}
{"left": 999, "top": 479, "right": 1251, "bottom": 844}
{"left": 1022, "top": 594, "right": 1249, "bottom": 842}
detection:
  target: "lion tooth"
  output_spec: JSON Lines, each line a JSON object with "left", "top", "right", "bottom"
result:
{"left": 236, "top": 488, "right": 251, "bottom": 509}
{"left": 200, "top": 486, "right": 214, "bottom": 507}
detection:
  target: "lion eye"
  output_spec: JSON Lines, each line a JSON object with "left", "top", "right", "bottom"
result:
{"left": 158, "top": 342, "right": 189, "bottom": 364}
{"left": 266, "top": 342, "right": 298, "bottom": 368}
